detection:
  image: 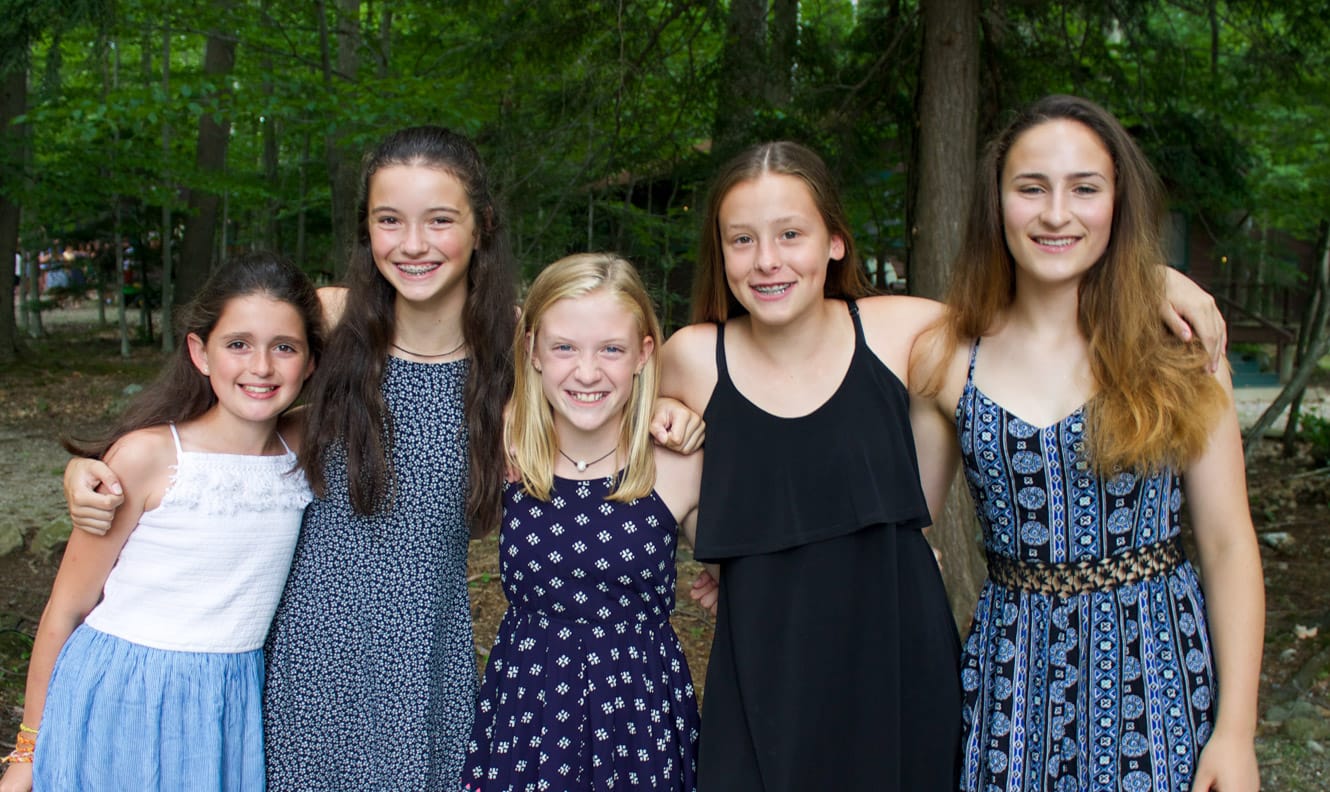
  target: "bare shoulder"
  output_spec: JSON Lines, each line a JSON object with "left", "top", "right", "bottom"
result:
{"left": 318, "top": 285, "right": 349, "bottom": 328}
{"left": 855, "top": 295, "right": 946, "bottom": 385}
{"left": 662, "top": 322, "right": 718, "bottom": 360}
{"left": 103, "top": 425, "right": 176, "bottom": 496}
{"left": 857, "top": 294, "right": 946, "bottom": 337}
{"left": 660, "top": 322, "right": 719, "bottom": 411}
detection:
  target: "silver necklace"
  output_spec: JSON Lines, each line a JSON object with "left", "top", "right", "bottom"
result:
{"left": 558, "top": 447, "right": 615, "bottom": 473}
{"left": 391, "top": 338, "right": 465, "bottom": 359}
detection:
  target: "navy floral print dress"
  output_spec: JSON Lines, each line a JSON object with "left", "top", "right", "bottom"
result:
{"left": 464, "top": 475, "right": 700, "bottom": 791}
{"left": 264, "top": 357, "right": 475, "bottom": 791}
{"left": 957, "top": 341, "right": 1218, "bottom": 792}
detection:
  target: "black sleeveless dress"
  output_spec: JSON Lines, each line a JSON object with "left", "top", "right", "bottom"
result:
{"left": 694, "top": 299, "right": 961, "bottom": 790}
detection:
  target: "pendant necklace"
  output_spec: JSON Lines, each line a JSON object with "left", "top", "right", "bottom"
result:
{"left": 558, "top": 447, "right": 615, "bottom": 473}
{"left": 391, "top": 337, "right": 465, "bottom": 359}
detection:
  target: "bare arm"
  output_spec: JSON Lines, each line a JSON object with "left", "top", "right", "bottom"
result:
{"left": 905, "top": 320, "right": 969, "bottom": 538}
{"left": 652, "top": 435, "right": 719, "bottom": 616}
{"left": 1185, "top": 368, "right": 1264, "bottom": 791}
{"left": 1, "top": 432, "right": 162, "bottom": 792}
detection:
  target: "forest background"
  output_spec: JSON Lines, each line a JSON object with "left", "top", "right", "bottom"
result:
{"left": 1, "top": 0, "right": 1329, "bottom": 787}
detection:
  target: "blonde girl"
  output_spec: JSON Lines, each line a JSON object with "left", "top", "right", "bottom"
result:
{"left": 465, "top": 254, "right": 709, "bottom": 791}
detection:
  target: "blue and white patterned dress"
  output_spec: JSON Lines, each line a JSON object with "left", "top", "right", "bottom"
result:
{"left": 464, "top": 475, "right": 700, "bottom": 791}
{"left": 957, "top": 341, "right": 1217, "bottom": 792}
{"left": 264, "top": 356, "right": 475, "bottom": 791}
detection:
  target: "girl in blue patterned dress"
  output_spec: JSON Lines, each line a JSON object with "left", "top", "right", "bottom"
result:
{"left": 464, "top": 253, "right": 711, "bottom": 791}
{"left": 0, "top": 253, "right": 321, "bottom": 792}
{"left": 909, "top": 95, "right": 1263, "bottom": 791}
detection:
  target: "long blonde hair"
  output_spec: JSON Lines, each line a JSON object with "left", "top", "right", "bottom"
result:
{"left": 947, "top": 95, "right": 1226, "bottom": 473}
{"left": 511, "top": 253, "right": 663, "bottom": 502}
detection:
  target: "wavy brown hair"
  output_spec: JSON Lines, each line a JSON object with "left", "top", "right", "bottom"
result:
{"left": 510, "top": 253, "right": 662, "bottom": 502}
{"left": 692, "top": 141, "right": 875, "bottom": 323}
{"left": 946, "top": 94, "right": 1226, "bottom": 472}
{"left": 65, "top": 252, "right": 323, "bottom": 458}
{"left": 300, "top": 126, "right": 516, "bottom": 536}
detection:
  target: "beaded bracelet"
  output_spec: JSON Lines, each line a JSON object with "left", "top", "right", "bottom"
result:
{"left": 1, "top": 724, "right": 37, "bottom": 765}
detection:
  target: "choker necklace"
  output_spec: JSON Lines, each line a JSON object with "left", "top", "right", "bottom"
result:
{"left": 391, "top": 338, "right": 465, "bottom": 359}
{"left": 559, "top": 447, "right": 615, "bottom": 473}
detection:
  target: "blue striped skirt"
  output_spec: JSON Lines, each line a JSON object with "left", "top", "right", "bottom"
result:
{"left": 35, "top": 624, "right": 265, "bottom": 791}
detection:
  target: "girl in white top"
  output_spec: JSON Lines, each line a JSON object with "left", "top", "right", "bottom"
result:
{"left": 0, "top": 252, "right": 322, "bottom": 792}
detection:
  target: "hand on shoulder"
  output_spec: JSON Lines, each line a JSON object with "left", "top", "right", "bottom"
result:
{"left": 102, "top": 425, "right": 177, "bottom": 513}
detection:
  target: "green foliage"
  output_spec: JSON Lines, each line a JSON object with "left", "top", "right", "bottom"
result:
{"left": 4, "top": 0, "right": 1324, "bottom": 311}
{"left": 1298, "top": 413, "right": 1330, "bottom": 467}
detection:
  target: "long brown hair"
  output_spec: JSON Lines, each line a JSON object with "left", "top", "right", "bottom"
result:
{"left": 300, "top": 126, "right": 516, "bottom": 536}
{"left": 510, "top": 253, "right": 662, "bottom": 502}
{"left": 692, "top": 141, "right": 875, "bottom": 323}
{"left": 947, "top": 94, "right": 1226, "bottom": 472}
{"left": 66, "top": 252, "right": 324, "bottom": 458}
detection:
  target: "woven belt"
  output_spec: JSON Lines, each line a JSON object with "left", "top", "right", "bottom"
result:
{"left": 987, "top": 537, "right": 1185, "bottom": 598}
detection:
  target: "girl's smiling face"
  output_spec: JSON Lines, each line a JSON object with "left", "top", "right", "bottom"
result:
{"left": 1001, "top": 119, "right": 1116, "bottom": 289}
{"left": 531, "top": 290, "right": 653, "bottom": 445}
{"left": 368, "top": 164, "right": 477, "bottom": 312}
{"left": 717, "top": 173, "right": 845, "bottom": 327}
{"left": 188, "top": 294, "right": 315, "bottom": 427}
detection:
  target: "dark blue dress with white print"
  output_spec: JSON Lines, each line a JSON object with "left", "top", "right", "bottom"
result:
{"left": 464, "top": 475, "right": 700, "bottom": 791}
{"left": 264, "top": 356, "right": 475, "bottom": 791}
{"left": 957, "top": 340, "right": 1218, "bottom": 792}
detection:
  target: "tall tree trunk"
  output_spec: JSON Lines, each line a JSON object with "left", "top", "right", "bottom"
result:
{"left": 713, "top": 0, "right": 767, "bottom": 157}
{"left": 912, "top": 0, "right": 985, "bottom": 628}
{"left": 176, "top": 9, "right": 237, "bottom": 305}
{"left": 319, "top": 0, "right": 362, "bottom": 277}
{"left": 160, "top": 25, "right": 176, "bottom": 351}
{"left": 0, "top": 60, "right": 26, "bottom": 362}
{"left": 768, "top": 0, "right": 797, "bottom": 106}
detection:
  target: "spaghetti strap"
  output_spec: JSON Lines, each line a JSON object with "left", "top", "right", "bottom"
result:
{"left": 714, "top": 321, "right": 730, "bottom": 381}
{"left": 276, "top": 431, "right": 294, "bottom": 455}
{"left": 846, "top": 298, "right": 865, "bottom": 346}
{"left": 965, "top": 338, "right": 982, "bottom": 385}
{"left": 167, "top": 422, "right": 185, "bottom": 456}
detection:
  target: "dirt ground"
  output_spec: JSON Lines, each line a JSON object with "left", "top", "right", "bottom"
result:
{"left": 2, "top": 307, "right": 1328, "bottom": 788}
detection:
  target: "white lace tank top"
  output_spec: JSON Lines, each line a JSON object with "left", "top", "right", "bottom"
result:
{"left": 84, "top": 424, "right": 312, "bottom": 652}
